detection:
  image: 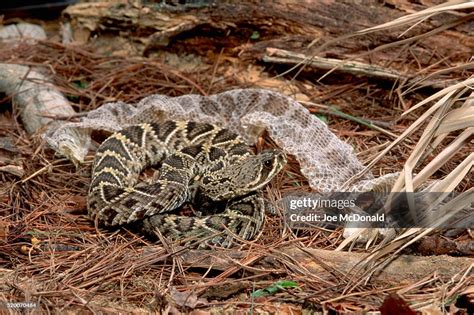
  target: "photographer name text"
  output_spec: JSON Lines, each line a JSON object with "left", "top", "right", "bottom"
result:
{"left": 289, "top": 213, "right": 385, "bottom": 223}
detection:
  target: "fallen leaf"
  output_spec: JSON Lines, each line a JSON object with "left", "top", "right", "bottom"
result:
{"left": 380, "top": 293, "right": 417, "bottom": 315}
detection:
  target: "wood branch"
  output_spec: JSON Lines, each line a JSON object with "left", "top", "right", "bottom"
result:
{"left": 264, "top": 47, "right": 407, "bottom": 80}
{"left": 263, "top": 47, "right": 463, "bottom": 90}
{"left": 180, "top": 247, "right": 473, "bottom": 285}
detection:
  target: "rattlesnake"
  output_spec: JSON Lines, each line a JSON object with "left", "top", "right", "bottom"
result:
{"left": 88, "top": 120, "right": 287, "bottom": 247}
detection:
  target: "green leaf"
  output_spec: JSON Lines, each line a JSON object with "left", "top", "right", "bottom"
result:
{"left": 73, "top": 80, "right": 88, "bottom": 89}
{"left": 250, "top": 31, "right": 260, "bottom": 40}
{"left": 274, "top": 280, "right": 298, "bottom": 288}
{"left": 251, "top": 289, "right": 268, "bottom": 298}
{"left": 66, "top": 95, "right": 80, "bottom": 102}
{"left": 251, "top": 280, "right": 298, "bottom": 297}
{"left": 314, "top": 114, "right": 328, "bottom": 124}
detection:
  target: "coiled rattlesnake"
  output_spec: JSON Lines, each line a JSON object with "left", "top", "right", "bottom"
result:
{"left": 88, "top": 120, "right": 287, "bottom": 247}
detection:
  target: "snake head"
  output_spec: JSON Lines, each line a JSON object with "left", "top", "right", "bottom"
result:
{"left": 201, "top": 149, "right": 287, "bottom": 201}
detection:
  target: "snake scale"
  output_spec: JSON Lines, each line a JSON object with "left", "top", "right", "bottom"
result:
{"left": 88, "top": 120, "right": 287, "bottom": 247}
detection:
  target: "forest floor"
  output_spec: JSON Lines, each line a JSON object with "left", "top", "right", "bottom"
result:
{"left": 0, "top": 0, "right": 473, "bottom": 313}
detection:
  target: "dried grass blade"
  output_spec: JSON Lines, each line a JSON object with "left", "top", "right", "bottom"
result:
{"left": 414, "top": 128, "right": 473, "bottom": 186}
{"left": 403, "top": 77, "right": 474, "bottom": 115}
{"left": 357, "top": 1, "right": 474, "bottom": 34}
{"left": 435, "top": 107, "right": 474, "bottom": 135}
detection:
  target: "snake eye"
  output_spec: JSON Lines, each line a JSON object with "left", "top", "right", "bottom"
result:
{"left": 263, "top": 158, "right": 273, "bottom": 168}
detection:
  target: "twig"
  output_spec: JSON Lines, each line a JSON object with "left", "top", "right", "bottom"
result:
{"left": 263, "top": 47, "right": 452, "bottom": 90}
{"left": 307, "top": 106, "right": 399, "bottom": 140}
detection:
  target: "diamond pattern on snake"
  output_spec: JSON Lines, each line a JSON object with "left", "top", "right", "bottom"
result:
{"left": 88, "top": 120, "right": 287, "bottom": 247}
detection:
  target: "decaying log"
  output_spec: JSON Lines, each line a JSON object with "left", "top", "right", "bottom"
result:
{"left": 63, "top": 1, "right": 473, "bottom": 63}
{"left": 180, "top": 247, "right": 473, "bottom": 285}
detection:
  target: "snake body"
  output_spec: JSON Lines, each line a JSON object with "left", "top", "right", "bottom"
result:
{"left": 88, "top": 120, "right": 287, "bottom": 247}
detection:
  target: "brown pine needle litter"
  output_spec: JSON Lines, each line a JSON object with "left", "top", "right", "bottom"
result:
{"left": 0, "top": 2, "right": 473, "bottom": 313}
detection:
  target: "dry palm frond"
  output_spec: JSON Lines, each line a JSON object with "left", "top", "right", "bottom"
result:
{"left": 337, "top": 80, "right": 473, "bottom": 292}
{"left": 356, "top": 0, "right": 474, "bottom": 36}
{"left": 331, "top": 4, "right": 473, "bottom": 292}
{"left": 338, "top": 82, "right": 473, "bottom": 251}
